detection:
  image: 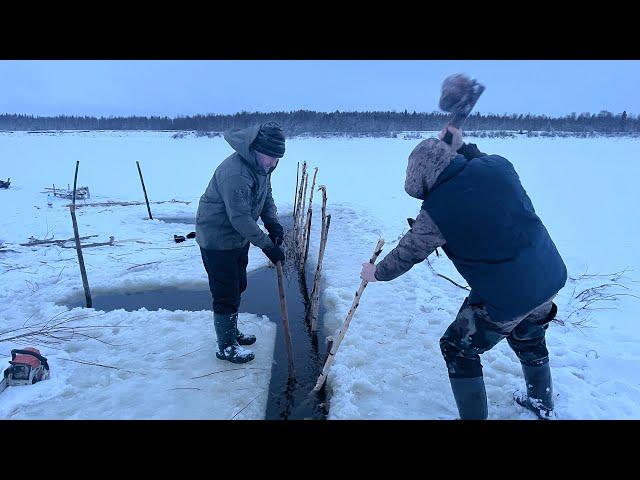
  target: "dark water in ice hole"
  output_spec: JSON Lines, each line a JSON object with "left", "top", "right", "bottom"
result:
{"left": 60, "top": 264, "right": 329, "bottom": 420}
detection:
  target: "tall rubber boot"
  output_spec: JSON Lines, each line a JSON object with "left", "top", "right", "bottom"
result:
{"left": 231, "top": 312, "right": 256, "bottom": 346}
{"left": 449, "top": 377, "right": 488, "bottom": 420}
{"left": 213, "top": 313, "right": 255, "bottom": 364}
{"left": 514, "top": 362, "right": 555, "bottom": 420}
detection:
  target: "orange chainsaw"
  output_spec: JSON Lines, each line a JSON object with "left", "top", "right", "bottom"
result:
{"left": 0, "top": 348, "right": 50, "bottom": 394}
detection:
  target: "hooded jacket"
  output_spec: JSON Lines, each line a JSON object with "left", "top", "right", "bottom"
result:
{"left": 195, "top": 124, "right": 280, "bottom": 251}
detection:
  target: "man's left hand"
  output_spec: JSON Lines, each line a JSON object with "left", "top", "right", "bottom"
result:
{"left": 265, "top": 222, "right": 284, "bottom": 246}
{"left": 360, "top": 262, "right": 378, "bottom": 283}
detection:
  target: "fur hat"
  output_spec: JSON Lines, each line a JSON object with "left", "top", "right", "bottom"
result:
{"left": 404, "top": 138, "right": 458, "bottom": 200}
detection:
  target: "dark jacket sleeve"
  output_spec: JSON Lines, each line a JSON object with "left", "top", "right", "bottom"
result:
{"left": 219, "top": 173, "right": 273, "bottom": 250}
{"left": 260, "top": 177, "right": 280, "bottom": 227}
{"left": 374, "top": 207, "right": 447, "bottom": 281}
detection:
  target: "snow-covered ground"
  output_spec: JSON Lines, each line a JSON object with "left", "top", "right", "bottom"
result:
{"left": 1, "top": 131, "right": 639, "bottom": 419}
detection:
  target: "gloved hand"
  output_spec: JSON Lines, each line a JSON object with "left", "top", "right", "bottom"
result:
{"left": 265, "top": 222, "right": 284, "bottom": 246}
{"left": 262, "top": 245, "right": 285, "bottom": 264}
{"left": 456, "top": 142, "right": 486, "bottom": 160}
{"left": 438, "top": 125, "right": 464, "bottom": 152}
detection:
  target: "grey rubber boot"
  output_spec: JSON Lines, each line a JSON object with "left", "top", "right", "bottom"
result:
{"left": 449, "top": 377, "right": 488, "bottom": 420}
{"left": 213, "top": 313, "right": 255, "bottom": 364}
{"left": 514, "top": 362, "right": 555, "bottom": 420}
{"left": 231, "top": 312, "right": 256, "bottom": 346}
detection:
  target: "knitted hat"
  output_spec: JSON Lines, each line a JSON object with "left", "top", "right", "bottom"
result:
{"left": 251, "top": 122, "right": 286, "bottom": 158}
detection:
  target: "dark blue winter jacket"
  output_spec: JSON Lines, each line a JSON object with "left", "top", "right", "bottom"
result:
{"left": 424, "top": 154, "right": 567, "bottom": 323}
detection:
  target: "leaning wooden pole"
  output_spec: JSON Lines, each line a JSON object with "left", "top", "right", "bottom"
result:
{"left": 69, "top": 161, "right": 92, "bottom": 308}
{"left": 136, "top": 161, "right": 153, "bottom": 220}
{"left": 312, "top": 238, "right": 385, "bottom": 393}
{"left": 293, "top": 161, "right": 300, "bottom": 219}
{"left": 301, "top": 167, "right": 319, "bottom": 269}
{"left": 297, "top": 165, "right": 309, "bottom": 246}
{"left": 309, "top": 185, "right": 329, "bottom": 329}
{"left": 294, "top": 162, "right": 307, "bottom": 242}
{"left": 310, "top": 214, "right": 331, "bottom": 332}
{"left": 275, "top": 261, "right": 295, "bottom": 377}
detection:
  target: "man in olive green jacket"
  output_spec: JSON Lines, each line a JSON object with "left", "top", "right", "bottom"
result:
{"left": 196, "top": 122, "right": 286, "bottom": 364}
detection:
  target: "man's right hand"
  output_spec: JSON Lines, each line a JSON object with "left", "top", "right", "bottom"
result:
{"left": 262, "top": 245, "right": 285, "bottom": 264}
{"left": 438, "top": 125, "right": 464, "bottom": 151}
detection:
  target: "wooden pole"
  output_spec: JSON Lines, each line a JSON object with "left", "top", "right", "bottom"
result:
{"left": 310, "top": 186, "right": 329, "bottom": 330}
{"left": 293, "top": 161, "right": 300, "bottom": 218}
{"left": 301, "top": 167, "right": 319, "bottom": 269}
{"left": 136, "top": 161, "right": 153, "bottom": 220}
{"left": 312, "top": 238, "right": 385, "bottom": 393}
{"left": 310, "top": 214, "right": 331, "bottom": 332}
{"left": 294, "top": 162, "right": 307, "bottom": 242}
{"left": 69, "top": 160, "right": 92, "bottom": 308}
{"left": 323, "top": 336, "right": 334, "bottom": 365}
{"left": 275, "top": 261, "right": 295, "bottom": 377}
{"left": 297, "top": 171, "right": 309, "bottom": 249}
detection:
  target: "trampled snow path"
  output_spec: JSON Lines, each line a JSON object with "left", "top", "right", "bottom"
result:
{"left": 1, "top": 131, "right": 640, "bottom": 419}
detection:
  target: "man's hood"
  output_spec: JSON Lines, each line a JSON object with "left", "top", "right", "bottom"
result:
{"left": 224, "top": 124, "right": 274, "bottom": 176}
{"left": 404, "top": 138, "right": 458, "bottom": 200}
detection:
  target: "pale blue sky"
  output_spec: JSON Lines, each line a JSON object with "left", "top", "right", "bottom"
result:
{"left": 1, "top": 60, "right": 638, "bottom": 117}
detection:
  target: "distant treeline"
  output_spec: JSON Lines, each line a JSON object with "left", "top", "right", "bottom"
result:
{"left": 0, "top": 110, "right": 637, "bottom": 134}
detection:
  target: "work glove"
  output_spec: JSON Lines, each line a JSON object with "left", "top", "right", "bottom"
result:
{"left": 457, "top": 142, "right": 486, "bottom": 160}
{"left": 438, "top": 125, "right": 464, "bottom": 152}
{"left": 262, "top": 245, "right": 285, "bottom": 264}
{"left": 265, "top": 222, "right": 284, "bottom": 246}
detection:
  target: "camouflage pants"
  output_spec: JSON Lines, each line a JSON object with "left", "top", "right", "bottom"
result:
{"left": 440, "top": 295, "right": 557, "bottom": 378}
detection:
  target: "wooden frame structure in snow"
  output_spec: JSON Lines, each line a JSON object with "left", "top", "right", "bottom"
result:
{"left": 44, "top": 184, "right": 90, "bottom": 200}
{"left": 292, "top": 161, "right": 332, "bottom": 332}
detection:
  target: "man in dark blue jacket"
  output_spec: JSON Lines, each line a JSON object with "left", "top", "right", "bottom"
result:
{"left": 361, "top": 126, "right": 567, "bottom": 419}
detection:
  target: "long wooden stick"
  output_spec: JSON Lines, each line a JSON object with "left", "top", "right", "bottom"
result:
{"left": 293, "top": 162, "right": 306, "bottom": 243}
{"left": 69, "top": 199, "right": 191, "bottom": 209}
{"left": 310, "top": 214, "right": 331, "bottom": 332}
{"left": 297, "top": 167, "right": 309, "bottom": 247}
{"left": 310, "top": 186, "right": 329, "bottom": 330}
{"left": 275, "top": 261, "right": 295, "bottom": 377}
{"left": 312, "top": 238, "right": 385, "bottom": 393}
{"left": 136, "top": 161, "right": 153, "bottom": 220}
{"left": 301, "top": 167, "right": 319, "bottom": 269}
{"left": 69, "top": 160, "right": 92, "bottom": 308}
{"left": 323, "top": 336, "right": 334, "bottom": 365}
{"left": 293, "top": 161, "right": 300, "bottom": 218}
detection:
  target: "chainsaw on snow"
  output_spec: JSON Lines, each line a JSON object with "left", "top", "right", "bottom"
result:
{"left": 0, "top": 348, "right": 50, "bottom": 394}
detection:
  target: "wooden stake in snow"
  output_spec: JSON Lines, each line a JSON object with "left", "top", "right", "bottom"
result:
{"left": 309, "top": 185, "right": 329, "bottom": 331}
{"left": 293, "top": 161, "right": 300, "bottom": 219}
{"left": 275, "top": 261, "right": 295, "bottom": 377}
{"left": 69, "top": 161, "right": 92, "bottom": 308}
{"left": 312, "top": 238, "right": 385, "bottom": 393}
{"left": 136, "top": 161, "right": 153, "bottom": 220}
{"left": 301, "top": 167, "right": 319, "bottom": 270}
{"left": 323, "top": 336, "right": 334, "bottom": 365}
{"left": 297, "top": 164, "right": 309, "bottom": 247}
{"left": 310, "top": 214, "right": 330, "bottom": 332}
{"left": 295, "top": 162, "right": 307, "bottom": 233}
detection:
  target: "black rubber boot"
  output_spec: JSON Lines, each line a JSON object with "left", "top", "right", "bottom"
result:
{"left": 213, "top": 313, "right": 255, "bottom": 364}
{"left": 231, "top": 312, "right": 256, "bottom": 346}
{"left": 448, "top": 377, "right": 488, "bottom": 420}
{"left": 514, "top": 362, "right": 555, "bottom": 420}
